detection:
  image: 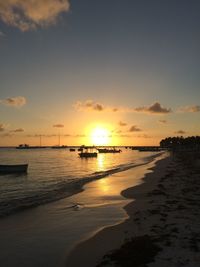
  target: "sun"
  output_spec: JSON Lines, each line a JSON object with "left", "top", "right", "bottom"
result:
{"left": 90, "top": 127, "right": 110, "bottom": 146}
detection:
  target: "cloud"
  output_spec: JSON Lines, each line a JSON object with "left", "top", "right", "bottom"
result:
{"left": 53, "top": 124, "right": 64, "bottom": 128}
{"left": 0, "top": 133, "right": 13, "bottom": 137}
{"left": 75, "top": 134, "right": 86, "bottom": 138}
{"left": 0, "top": 123, "right": 5, "bottom": 132}
{"left": 129, "top": 125, "right": 142, "bottom": 132}
{"left": 10, "top": 128, "right": 24, "bottom": 132}
{"left": 26, "top": 134, "right": 58, "bottom": 138}
{"left": 0, "top": 96, "right": 26, "bottom": 107}
{"left": 118, "top": 134, "right": 131, "bottom": 138}
{"left": 134, "top": 102, "right": 172, "bottom": 114}
{"left": 64, "top": 134, "right": 71, "bottom": 137}
{"left": 119, "top": 121, "right": 127, "bottom": 127}
{"left": 179, "top": 105, "right": 200, "bottom": 113}
{"left": 159, "top": 119, "right": 167, "bottom": 124}
{"left": 175, "top": 130, "right": 186, "bottom": 134}
{"left": 74, "top": 100, "right": 172, "bottom": 115}
{"left": 74, "top": 100, "right": 105, "bottom": 112}
{"left": 0, "top": 0, "right": 70, "bottom": 31}
{"left": 136, "top": 134, "right": 151, "bottom": 138}
{"left": 26, "top": 133, "right": 83, "bottom": 138}
{"left": 74, "top": 100, "right": 131, "bottom": 113}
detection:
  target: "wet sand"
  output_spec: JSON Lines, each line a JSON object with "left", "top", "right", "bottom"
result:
{"left": 67, "top": 151, "right": 200, "bottom": 267}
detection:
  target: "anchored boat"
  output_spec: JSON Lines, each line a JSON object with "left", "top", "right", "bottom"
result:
{"left": 97, "top": 148, "right": 121, "bottom": 153}
{"left": 0, "top": 164, "right": 28, "bottom": 174}
{"left": 79, "top": 146, "right": 97, "bottom": 158}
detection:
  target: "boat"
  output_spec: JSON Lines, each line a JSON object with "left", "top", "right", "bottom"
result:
{"left": 79, "top": 152, "right": 97, "bottom": 158}
{"left": 79, "top": 146, "right": 98, "bottom": 158}
{"left": 0, "top": 164, "right": 28, "bottom": 174}
{"left": 16, "top": 136, "right": 47, "bottom": 149}
{"left": 97, "top": 148, "right": 121, "bottom": 153}
{"left": 16, "top": 144, "right": 47, "bottom": 149}
{"left": 16, "top": 144, "right": 30, "bottom": 149}
{"left": 69, "top": 148, "right": 76, "bottom": 152}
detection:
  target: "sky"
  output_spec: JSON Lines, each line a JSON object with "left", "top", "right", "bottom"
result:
{"left": 0, "top": 0, "right": 200, "bottom": 146}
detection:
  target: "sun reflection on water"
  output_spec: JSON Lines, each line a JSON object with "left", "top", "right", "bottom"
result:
{"left": 98, "top": 179, "right": 110, "bottom": 193}
{"left": 96, "top": 154, "right": 105, "bottom": 171}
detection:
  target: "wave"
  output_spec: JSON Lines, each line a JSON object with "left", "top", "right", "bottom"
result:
{"left": 0, "top": 152, "right": 162, "bottom": 218}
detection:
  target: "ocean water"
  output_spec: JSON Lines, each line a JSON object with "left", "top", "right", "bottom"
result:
{"left": 0, "top": 148, "right": 160, "bottom": 217}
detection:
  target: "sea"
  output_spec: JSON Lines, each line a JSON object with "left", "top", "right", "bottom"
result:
{"left": 0, "top": 147, "right": 160, "bottom": 218}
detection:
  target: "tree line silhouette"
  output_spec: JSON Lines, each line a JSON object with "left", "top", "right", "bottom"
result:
{"left": 160, "top": 136, "right": 200, "bottom": 150}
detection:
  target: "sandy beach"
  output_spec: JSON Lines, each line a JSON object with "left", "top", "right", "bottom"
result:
{"left": 67, "top": 151, "right": 200, "bottom": 267}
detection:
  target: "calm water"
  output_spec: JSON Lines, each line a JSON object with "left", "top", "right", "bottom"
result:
{"left": 0, "top": 148, "right": 160, "bottom": 217}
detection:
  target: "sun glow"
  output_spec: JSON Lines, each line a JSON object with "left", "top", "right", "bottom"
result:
{"left": 90, "top": 127, "right": 110, "bottom": 146}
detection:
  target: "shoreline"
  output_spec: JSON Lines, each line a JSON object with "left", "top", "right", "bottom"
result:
{"left": 66, "top": 153, "right": 170, "bottom": 266}
{"left": 67, "top": 150, "right": 200, "bottom": 267}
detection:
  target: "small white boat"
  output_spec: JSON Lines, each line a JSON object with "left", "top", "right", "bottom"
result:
{"left": 0, "top": 164, "right": 28, "bottom": 174}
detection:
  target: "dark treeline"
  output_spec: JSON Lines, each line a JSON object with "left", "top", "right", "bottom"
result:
{"left": 160, "top": 136, "right": 200, "bottom": 150}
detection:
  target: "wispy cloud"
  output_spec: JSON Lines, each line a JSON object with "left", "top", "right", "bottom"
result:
{"left": 118, "top": 134, "right": 131, "bottom": 138}
{"left": 26, "top": 133, "right": 85, "bottom": 138}
{"left": 0, "top": 0, "right": 70, "bottom": 31}
{"left": 119, "top": 121, "right": 127, "bottom": 127}
{"left": 0, "top": 133, "right": 13, "bottom": 137}
{"left": 134, "top": 102, "right": 172, "bottom": 114}
{"left": 74, "top": 100, "right": 105, "bottom": 112}
{"left": 75, "top": 134, "right": 86, "bottom": 138}
{"left": 158, "top": 119, "right": 167, "bottom": 124}
{"left": 129, "top": 125, "right": 142, "bottom": 132}
{"left": 179, "top": 105, "right": 200, "bottom": 113}
{"left": 0, "top": 96, "right": 26, "bottom": 107}
{"left": 136, "top": 134, "right": 152, "bottom": 138}
{"left": 175, "top": 130, "right": 186, "bottom": 134}
{"left": 26, "top": 134, "right": 57, "bottom": 138}
{"left": 10, "top": 128, "right": 24, "bottom": 133}
{"left": 0, "top": 123, "right": 5, "bottom": 132}
{"left": 53, "top": 124, "right": 64, "bottom": 128}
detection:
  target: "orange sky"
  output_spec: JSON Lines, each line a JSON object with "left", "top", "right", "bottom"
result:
{"left": 0, "top": 1, "right": 200, "bottom": 146}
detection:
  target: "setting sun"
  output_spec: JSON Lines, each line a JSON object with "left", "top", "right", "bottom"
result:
{"left": 90, "top": 127, "right": 111, "bottom": 146}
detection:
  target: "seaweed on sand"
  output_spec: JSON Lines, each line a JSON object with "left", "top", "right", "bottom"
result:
{"left": 97, "top": 234, "right": 162, "bottom": 267}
